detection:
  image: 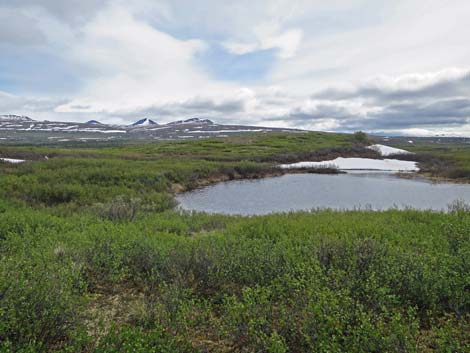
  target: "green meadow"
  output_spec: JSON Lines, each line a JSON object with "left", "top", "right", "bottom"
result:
{"left": 1, "top": 132, "right": 469, "bottom": 352}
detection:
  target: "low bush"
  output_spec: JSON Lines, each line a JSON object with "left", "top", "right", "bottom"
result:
{"left": 353, "top": 130, "right": 369, "bottom": 144}
{"left": 0, "top": 253, "right": 85, "bottom": 352}
{"left": 94, "top": 195, "right": 141, "bottom": 221}
{"left": 93, "top": 325, "right": 189, "bottom": 353}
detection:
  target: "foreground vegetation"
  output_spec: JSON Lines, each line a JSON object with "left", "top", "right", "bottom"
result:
{"left": 1, "top": 132, "right": 470, "bottom": 352}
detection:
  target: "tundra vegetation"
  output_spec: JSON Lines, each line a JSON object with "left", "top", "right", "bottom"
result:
{"left": 0, "top": 132, "right": 469, "bottom": 352}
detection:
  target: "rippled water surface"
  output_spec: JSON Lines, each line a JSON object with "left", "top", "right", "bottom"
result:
{"left": 176, "top": 173, "right": 470, "bottom": 215}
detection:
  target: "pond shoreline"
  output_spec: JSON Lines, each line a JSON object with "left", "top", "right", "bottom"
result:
{"left": 396, "top": 171, "right": 470, "bottom": 184}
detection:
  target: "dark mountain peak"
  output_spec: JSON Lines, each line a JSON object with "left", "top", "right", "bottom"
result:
{"left": 131, "top": 118, "right": 158, "bottom": 126}
{"left": 86, "top": 120, "right": 102, "bottom": 125}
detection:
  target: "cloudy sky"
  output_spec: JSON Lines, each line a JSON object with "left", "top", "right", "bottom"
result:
{"left": 1, "top": 0, "right": 469, "bottom": 136}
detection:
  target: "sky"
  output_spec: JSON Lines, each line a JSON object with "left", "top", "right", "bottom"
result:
{"left": 0, "top": 0, "right": 469, "bottom": 136}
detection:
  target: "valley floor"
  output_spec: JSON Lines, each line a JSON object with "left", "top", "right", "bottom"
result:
{"left": 1, "top": 132, "right": 469, "bottom": 352}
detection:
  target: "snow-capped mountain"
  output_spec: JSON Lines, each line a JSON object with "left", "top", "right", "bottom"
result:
{"left": 131, "top": 118, "right": 158, "bottom": 126}
{"left": 167, "top": 118, "right": 214, "bottom": 125}
{"left": 0, "top": 115, "right": 126, "bottom": 134}
{"left": 0, "top": 114, "right": 33, "bottom": 122}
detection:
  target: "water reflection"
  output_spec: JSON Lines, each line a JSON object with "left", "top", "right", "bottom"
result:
{"left": 176, "top": 173, "right": 470, "bottom": 215}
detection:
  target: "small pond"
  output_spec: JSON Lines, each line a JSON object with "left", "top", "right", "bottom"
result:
{"left": 176, "top": 172, "right": 470, "bottom": 215}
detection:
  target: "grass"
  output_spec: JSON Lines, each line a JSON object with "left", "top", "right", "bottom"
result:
{"left": 1, "top": 131, "right": 470, "bottom": 352}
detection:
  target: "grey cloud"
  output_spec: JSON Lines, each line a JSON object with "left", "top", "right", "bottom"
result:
{"left": 362, "top": 98, "right": 470, "bottom": 129}
{"left": 382, "top": 99, "right": 470, "bottom": 119}
{"left": 116, "top": 97, "right": 246, "bottom": 120}
{"left": 298, "top": 69, "right": 470, "bottom": 133}
{"left": 261, "top": 96, "right": 470, "bottom": 133}
{"left": 313, "top": 70, "right": 470, "bottom": 103}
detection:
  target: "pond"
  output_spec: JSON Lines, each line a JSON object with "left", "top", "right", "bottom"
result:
{"left": 176, "top": 172, "right": 470, "bottom": 215}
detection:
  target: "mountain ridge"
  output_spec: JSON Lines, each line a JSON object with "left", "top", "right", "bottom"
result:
{"left": 2, "top": 115, "right": 218, "bottom": 128}
{"left": 0, "top": 114, "right": 305, "bottom": 143}
{"left": 0, "top": 114, "right": 33, "bottom": 122}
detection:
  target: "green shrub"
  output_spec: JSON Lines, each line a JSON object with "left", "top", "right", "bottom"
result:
{"left": 0, "top": 255, "right": 85, "bottom": 352}
{"left": 93, "top": 326, "right": 188, "bottom": 353}
{"left": 353, "top": 131, "right": 369, "bottom": 144}
{"left": 28, "top": 184, "right": 84, "bottom": 205}
{"left": 94, "top": 195, "right": 141, "bottom": 221}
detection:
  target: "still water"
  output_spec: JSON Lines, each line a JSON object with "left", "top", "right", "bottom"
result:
{"left": 176, "top": 173, "right": 470, "bottom": 215}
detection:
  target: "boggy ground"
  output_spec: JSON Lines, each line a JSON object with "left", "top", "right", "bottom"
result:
{"left": 1, "top": 132, "right": 470, "bottom": 352}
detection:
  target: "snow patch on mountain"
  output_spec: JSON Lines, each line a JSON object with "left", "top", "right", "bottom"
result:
{"left": 167, "top": 118, "right": 214, "bottom": 125}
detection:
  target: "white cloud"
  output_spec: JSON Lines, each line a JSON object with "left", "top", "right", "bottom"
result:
{"left": 223, "top": 24, "right": 303, "bottom": 59}
{"left": 56, "top": 4, "right": 235, "bottom": 114}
